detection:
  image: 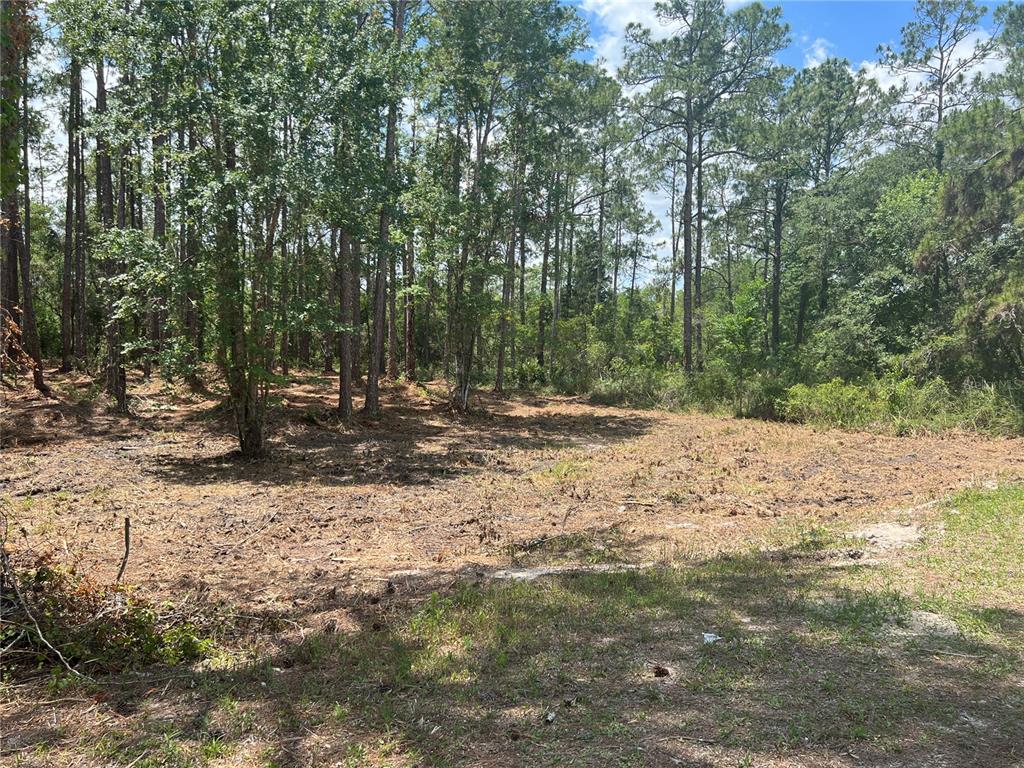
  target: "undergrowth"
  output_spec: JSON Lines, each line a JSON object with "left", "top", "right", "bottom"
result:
{"left": 588, "top": 365, "right": 1023, "bottom": 436}
{"left": 1, "top": 552, "right": 213, "bottom": 676}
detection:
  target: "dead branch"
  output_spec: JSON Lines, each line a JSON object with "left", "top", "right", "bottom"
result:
{"left": 115, "top": 516, "right": 131, "bottom": 584}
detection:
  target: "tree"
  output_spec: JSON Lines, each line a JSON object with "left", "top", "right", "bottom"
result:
{"left": 624, "top": 0, "right": 788, "bottom": 371}
{"left": 1, "top": 0, "right": 47, "bottom": 394}
{"left": 879, "top": 0, "right": 1000, "bottom": 170}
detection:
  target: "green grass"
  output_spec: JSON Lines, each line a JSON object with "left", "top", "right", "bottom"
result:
{"left": 20, "top": 486, "right": 1024, "bottom": 768}
{"left": 899, "top": 485, "right": 1024, "bottom": 643}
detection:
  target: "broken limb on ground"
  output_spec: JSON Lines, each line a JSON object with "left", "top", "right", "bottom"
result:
{"left": 2, "top": 370, "right": 1023, "bottom": 767}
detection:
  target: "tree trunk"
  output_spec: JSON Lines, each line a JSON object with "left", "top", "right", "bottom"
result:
{"left": 795, "top": 282, "right": 810, "bottom": 348}
{"left": 612, "top": 221, "right": 620, "bottom": 295}
{"left": 278, "top": 199, "right": 290, "bottom": 374}
{"left": 771, "top": 182, "right": 783, "bottom": 356}
{"left": 350, "top": 239, "right": 362, "bottom": 386}
{"left": 150, "top": 96, "right": 167, "bottom": 380}
{"left": 495, "top": 220, "right": 517, "bottom": 393}
{"left": 537, "top": 183, "right": 551, "bottom": 368}
{"left": 387, "top": 234, "right": 398, "bottom": 379}
{"left": 681, "top": 120, "right": 694, "bottom": 373}
{"left": 627, "top": 232, "right": 639, "bottom": 337}
{"left": 669, "top": 157, "right": 678, "bottom": 323}
{"left": 215, "top": 125, "right": 263, "bottom": 457}
{"left": 96, "top": 59, "right": 126, "bottom": 410}
{"left": 19, "top": 49, "right": 46, "bottom": 393}
{"left": 74, "top": 71, "right": 86, "bottom": 364}
{"left": 324, "top": 228, "right": 337, "bottom": 373}
{"left": 365, "top": 0, "right": 404, "bottom": 416}
{"left": 694, "top": 133, "right": 704, "bottom": 372}
{"left": 403, "top": 235, "right": 415, "bottom": 381}
{"left": 1, "top": 2, "right": 23, "bottom": 378}
{"left": 61, "top": 59, "right": 78, "bottom": 373}
{"left": 297, "top": 221, "right": 311, "bottom": 366}
{"left": 338, "top": 230, "right": 354, "bottom": 419}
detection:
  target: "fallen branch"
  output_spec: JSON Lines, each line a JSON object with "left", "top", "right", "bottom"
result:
{"left": 0, "top": 546, "right": 89, "bottom": 680}
{"left": 115, "top": 516, "right": 131, "bottom": 584}
{"left": 923, "top": 648, "right": 983, "bottom": 659}
{"left": 224, "top": 512, "right": 278, "bottom": 553}
{"left": 12, "top": 484, "right": 65, "bottom": 498}
{"left": 659, "top": 734, "right": 719, "bottom": 745}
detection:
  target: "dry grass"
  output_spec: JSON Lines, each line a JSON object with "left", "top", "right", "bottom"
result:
{"left": 2, "top": 369, "right": 1023, "bottom": 767}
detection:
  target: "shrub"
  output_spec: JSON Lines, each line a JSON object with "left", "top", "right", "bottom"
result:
{"left": 590, "top": 359, "right": 663, "bottom": 405}
{"left": 783, "top": 378, "right": 884, "bottom": 429}
{"left": 1, "top": 553, "right": 212, "bottom": 674}
{"left": 782, "top": 375, "right": 1024, "bottom": 435}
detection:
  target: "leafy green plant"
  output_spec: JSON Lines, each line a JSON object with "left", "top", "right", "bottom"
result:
{"left": 1, "top": 554, "right": 213, "bottom": 674}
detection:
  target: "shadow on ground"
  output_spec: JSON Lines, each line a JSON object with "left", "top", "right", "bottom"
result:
{"left": 144, "top": 390, "right": 654, "bottom": 490}
{"left": 11, "top": 546, "right": 1020, "bottom": 768}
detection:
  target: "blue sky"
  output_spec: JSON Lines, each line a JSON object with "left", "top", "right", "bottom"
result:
{"left": 764, "top": 1, "right": 922, "bottom": 70}
{"left": 576, "top": 0, "right": 1004, "bottom": 73}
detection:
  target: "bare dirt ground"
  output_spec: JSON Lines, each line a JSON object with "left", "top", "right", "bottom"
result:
{"left": 4, "top": 371, "right": 1022, "bottom": 611}
{"left": 3, "top": 369, "right": 1023, "bottom": 767}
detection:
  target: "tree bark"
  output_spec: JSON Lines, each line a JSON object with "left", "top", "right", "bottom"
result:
{"left": 74, "top": 70, "right": 86, "bottom": 364}
{"left": 537, "top": 182, "right": 551, "bottom": 367}
{"left": 96, "top": 59, "right": 126, "bottom": 410}
{"left": 403, "top": 235, "right": 415, "bottom": 381}
{"left": 681, "top": 119, "right": 694, "bottom": 373}
{"left": 387, "top": 233, "right": 398, "bottom": 379}
{"left": 61, "top": 60, "right": 79, "bottom": 373}
{"left": 694, "top": 133, "right": 704, "bottom": 372}
{"left": 771, "top": 182, "right": 784, "bottom": 356}
{"left": 365, "top": 0, "right": 404, "bottom": 416}
{"left": 19, "top": 48, "right": 46, "bottom": 393}
{"left": 338, "top": 230, "right": 354, "bottom": 418}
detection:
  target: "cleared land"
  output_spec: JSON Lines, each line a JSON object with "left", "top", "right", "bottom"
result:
{"left": 2, "top": 372, "right": 1023, "bottom": 768}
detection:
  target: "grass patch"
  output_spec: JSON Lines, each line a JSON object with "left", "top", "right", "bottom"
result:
{"left": 908, "top": 485, "right": 1024, "bottom": 640}
{"left": 164, "top": 523, "right": 1019, "bottom": 765}
{"left": 530, "top": 456, "right": 589, "bottom": 486}
{"left": 15, "top": 488, "right": 1024, "bottom": 767}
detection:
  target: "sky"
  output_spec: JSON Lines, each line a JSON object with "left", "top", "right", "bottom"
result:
{"left": 573, "top": 0, "right": 1007, "bottom": 275}
{"left": 578, "top": 0, "right": 932, "bottom": 73}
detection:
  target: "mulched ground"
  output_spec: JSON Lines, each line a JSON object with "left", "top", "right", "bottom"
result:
{"left": 3, "top": 369, "right": 1023, "bottom": 768}
{"left": 3, "top": 369, "right": 1022, "bottom": 619}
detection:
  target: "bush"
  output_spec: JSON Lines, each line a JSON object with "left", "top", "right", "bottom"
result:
{"left": 1, "top": 553, "right": 213, "bottom": 674}
{"left": 590, "top": 359, "right": 663, "bottom": 405}
{"left": 783, "top": 378, "right": 883, "bottom": 429}
{"left": 782, "top": 375, "right": 1024, "bottom": 435}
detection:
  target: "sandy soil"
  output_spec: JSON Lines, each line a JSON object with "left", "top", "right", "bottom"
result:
{"left": 3, "top": 370, "right": 1022, "bottom": 622}
{"left": 3, "top": 370, "right": 1024, "bottom": 768}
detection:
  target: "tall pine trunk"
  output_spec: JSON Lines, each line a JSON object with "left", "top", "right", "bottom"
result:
{"left": 364, "top": 0, "right": 404, "bottom": 415}
{"left": 19, "top": 48, "right": 46, "bottom": 393}
{"left": 61, "top": 60, "right": 79, "bottom": 373}
{"left": 681, "top": 118, "right": 694, "bottom": 373}
{"left": 338, "top": 230, "right": 354, "bottom": 418}
{"left": 403, "top": 236, "right": 415, "bottom": 381}
{"left": 96, "top": 59, "right": 126, "bottom": 410}
{"left": 771, "top": 182, "right": 783, "bottom": 356}
{"left": 694, "top": 133, "right": 704, "bottom": 371}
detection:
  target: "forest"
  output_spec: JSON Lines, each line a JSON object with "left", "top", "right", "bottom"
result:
{"left": 2, "top": 1, "right": 1024, "bottom": 766}
{"left": 0, "top": 0, "right": 1019, "bottom": 452}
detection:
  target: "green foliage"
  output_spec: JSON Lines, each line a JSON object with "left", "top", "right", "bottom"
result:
{"left": 2, "top": 557, "right": 212, "bottom": 673}
{"left": 783, "top": 376, "right": 1024, "bottom": 435}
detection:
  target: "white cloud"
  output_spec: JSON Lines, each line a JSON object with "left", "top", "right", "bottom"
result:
{"left": 581, "top": 0, "right": 670, "bottom": 74}
{"left": 859, "top": 28, "right": 1006, "bottom": 96}
{"left": 803, "top": 36, "right": 834, "bottom": 69}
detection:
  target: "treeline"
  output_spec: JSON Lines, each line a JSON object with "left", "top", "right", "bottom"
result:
{"left": 1, "top": 0, "right": 1022, "bottom": 454}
